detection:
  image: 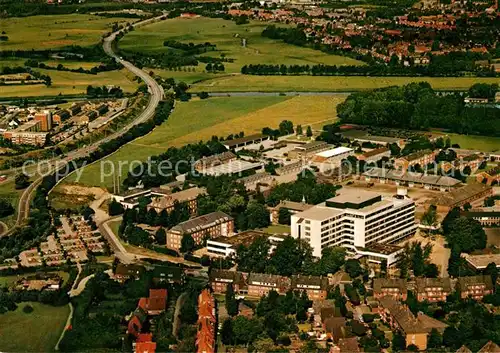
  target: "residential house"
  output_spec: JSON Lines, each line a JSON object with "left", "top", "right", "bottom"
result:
{"left": 166, "top": 211, "right": 234, "bottom": 250}
{"left": 291, "top": 275, "right": 329, "bottom": 300}
{"left": 247, "top": 273, "right": 291, "bottom": 297}
{"left": 127, "top": 306, "right": 148, "bottom": 338}
{"left": 330, "top": 337, "right": 361, "bottom": 353}
{"left": 138, "top": 289, "right": 168, "bottom": 316}
{"left": 112, "top": 263, "right": 145, "bottom": 283}
{"left": 457, "top": 275, "right": 494, "bottom": 300}
{"left": 379, "top": 296, "right": 447, "bottom": 350}
{"left": 196, "top": 289, "right": 216, "bottom": 353}
{"left": 209, "top": 269, "right": 247, "bottom": 294}
{"left": 134, "top": 333, "right": 156, "bottom": 353}
{"left": 324, "top": 316, "right": 347, "bottom": 343}
{"left": 373, "top": 278, "right": 408, "bottom": 301}
{"left": 415, "top": 277, "right": 452, "bottom": 302}
{"left": 394, "top": 149, "right": 436, "bottom": 171}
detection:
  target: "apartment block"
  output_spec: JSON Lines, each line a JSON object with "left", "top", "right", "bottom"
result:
{"left": 373, "top": 278, "right": 408, "bottom": 301}
{"left": 291, "top": 274, "right": 329, "bottom": 300}
{"left": 34, "top": 110, "right": 52, "bottom": 131}
{"left": 457, "top": 275, "right": 493, "bottom": 300}
{"left": 147, "top": 187, "right": 206, "bottom": 214}
{"left": 290, "top": 189, "right": 417, "bottom": 259}
{"left": 166, "top": 211, "right": 234, "bottom": 250}
{"left": 247, "top": 273, "right": 291, "bottom": 297}
{"left": 209, "top": 269, "right": 247, "bottom": 294}
{"left": 196, "top": 289, "right": 216, "bottom": 353}
{"left": 415, "top": 277, "right": 452, "bottom": 302}
{"left": 394, "top": 149, "right": 436, "bottom": 171}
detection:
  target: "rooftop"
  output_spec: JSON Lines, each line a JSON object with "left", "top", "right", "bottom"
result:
{"left": 209, "top": 230, "right": 270, "bottom": 247}
{"left": 431, "top": 183, "right": 491, "bottom": 207}
{"left": 373, "top": 278, "right": 407, "bottom": 293}
{"left": 170, "top": 211, "right": 232, "bottom": 234}
{"left": 222, "top": 133, "right": 267, "bottom": 147}
{"left": 325, "top": 189, "right": 382, "bottom": 209}
{"left": 363, "top": 167, "right": 462, "bottom": 187}
{"left": 415, "top": 277, "right": 452, "bottom": 292}
{"left": 362, "top": 147, "right": 390, "bottom": 158}
{"left": 315, "top": 146, "right": 353, "bottom": 158}
{"left": 294, "top": 140, "right": 328, "bottom": 151}
{"left": 202, "top": 160, "right": 263, "bottom": 176}
{"left": 400, "top": 149, "right": 434, "bottom": 162}
{"left": 359, "top": 243, "right": 403, "bottom": 256}
{"left": 458, "top": 275, "right": 494, "bottom": 291}
{"left": 463, "top": 253, "right": 500, "bottom": 269}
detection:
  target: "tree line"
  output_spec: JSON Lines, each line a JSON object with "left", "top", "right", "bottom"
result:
{"left": 163, "top": 40, "right": 216, "bottom": 55}
{"left": 24, "top": 58, "right": 123, "bottom": 76}
{"left": 337, "top": 82, "right": 500, "bottom": 136}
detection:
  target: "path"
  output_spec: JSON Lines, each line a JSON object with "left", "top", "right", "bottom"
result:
{"left": 54, "top": 303, "right": 73, "bottom": 351}
{"left": 173, "top": 292, "right": 187, "bottom": 338}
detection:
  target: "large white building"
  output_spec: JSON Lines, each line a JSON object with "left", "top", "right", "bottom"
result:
{"left": 291, "top": 189, "right": 416, "bottom": 264}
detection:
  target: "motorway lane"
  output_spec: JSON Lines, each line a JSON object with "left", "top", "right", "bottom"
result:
{"left": 6, "top": 16, "right": 165, "bottom": 236}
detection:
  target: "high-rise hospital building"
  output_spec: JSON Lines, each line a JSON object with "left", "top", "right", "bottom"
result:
{"left": 291, "top": 189, "right": 417, "bottom": 265}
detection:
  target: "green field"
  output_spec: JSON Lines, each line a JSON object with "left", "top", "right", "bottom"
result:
{"left": 0, "top": 14, "right": 132, "bottom": 51}
{"left": 447, "top": 133, "right": 500, "bottom": 152}
{"left": 0, "top": 302, "right": 70, "bottom": 352}
{"left": 58, "top": 94, "right": 343, "bottom": 189}
{"left": 188, "top": 74, "right": 500, "bottom": 92}
{"left": 119, "top": 17, "right": 364, "bottom": 74}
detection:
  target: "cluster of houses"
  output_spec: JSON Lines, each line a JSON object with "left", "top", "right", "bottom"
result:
{"left": 196, "top": 289, "right": 216, "bottom": 353}
{"left": 17, "top": 216, "right": 107, "bottom": 268}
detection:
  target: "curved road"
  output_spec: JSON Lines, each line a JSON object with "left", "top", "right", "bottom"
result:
{"left": 4, "top": 16, "right": 164, "bottom": 237}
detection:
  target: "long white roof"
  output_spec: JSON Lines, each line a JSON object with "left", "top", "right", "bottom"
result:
{"left": 315, "top": 146, "right": 353, "bottom": 158}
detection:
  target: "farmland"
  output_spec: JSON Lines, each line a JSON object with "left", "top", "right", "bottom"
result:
{"left": 0, "top": 302, "right": 70, "bottom": 352}
{"left": 58, "top": 94, "right": 344, "bottom": 189}
{"left": 119, "top": 17, "right": 365, "bottom": 74}
{"left": 188, "top": 74, "right": 500, "bottom": 92}
{"left": 0, "top": 14, "right": 132, "bottom": 51}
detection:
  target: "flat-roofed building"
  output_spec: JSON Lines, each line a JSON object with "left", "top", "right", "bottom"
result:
{"left": 457, "top": 275, "right": 493, "bottom": 300}
{"left": 237, "top": 172, "right": 274, "bottom": 191}
{"left": 53, "top": 109, "right": 70, "bottom": 124}
{"left": 291, "top": 274, "right": 329, "bottom": 300}
{"left": 69, "top": 102, "right": 86, "bottom": 116}
{"left": 464, "top": 253, "right": 500, "bottom": 270}
{"left": 291, "top": 189, "right": 417, "bottom": 258}
{"left": 415, "top": 277, "right": 452, "bottom": 302}
{"left": 34, "top": 110, "right": 52, "bottom": 131}
{"left": 312, "top": 146, "right": 354, "bottom": 164}
{"left": 373, "top": 278, "right": 408, "bottom": 301}
{"left": 147, "top": 187, "right": 206, "bottom": 214}
{"left": 206, "top": 230, "right": 270, "bottom": 258}
{"left": 355, "top": 243, "right": 404, "bottom": 266}
{"left": 166, "top": 211, "right": 234, "bottom": 250}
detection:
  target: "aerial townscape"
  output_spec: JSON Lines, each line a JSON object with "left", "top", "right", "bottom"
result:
{"left": 0, "top": 0, "right": 500, "bottom": 352}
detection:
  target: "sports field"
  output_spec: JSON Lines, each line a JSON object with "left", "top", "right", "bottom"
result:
{"left": 119, "top": 17, "right": 364, "bottom": 73}
{"left": 0, "top": 302, "right": 70, "bottom": 352}
{"left": 189, "top": 74, "right": 500, "bottom": 92}
{"left": 447, "top": 133, "right": 500, "bottom": 152}
{"left": 0, "top": 14, "right": 132, "bottom": 50}
{"left": 60, "top": 94, "right": 344, "bottom": 188}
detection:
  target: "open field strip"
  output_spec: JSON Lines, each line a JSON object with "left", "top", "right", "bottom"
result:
{"left": 0, "top": 68, "right": 139, "bottom": 97}
{"left": 189, "top": 74, "right": 500, "bottom": 92}
{"left": 0, "top": 14, "right": 133, "bottom": 50}
{"left": 119, "top": 17, "right": 364, "bottom": 74}
{"left": 0, "top": 302, "right": 70, "bottom": 352}
{"left": 58, "top": 95, "right": 342, "bottom": 189}
{"left": 446, "top": 133, "right": 500, "bottom": 152}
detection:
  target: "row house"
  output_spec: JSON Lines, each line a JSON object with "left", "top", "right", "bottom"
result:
{"left": 209, "top": 270, "right": 247, "bottom": 294}
{"left": 291, "top": 275, "right": 329, "bottom": 300}
{"left": 196, "top": 289, "right": 216, "bottom": 353}
{"left": 166, "top": 211, "right": 234, "bottom": 250}
{"left": 457, "top": 275, "right": 493, "bottom": 300}
{"left": 476, "top": 165, "right": 500, "bottom": 186}
{"left": 378, "top": 296, "right": 448, "bottom": 351}
{"left": 415, "top": 277, "right": 452, "bottom": 302}
{"left": 247, "top": 273, "right": 291, "bottom": 297}
{"left": 373, "top": 278, "right": 408, "bottom": 301}
{"left": 394, "top": 149, "right": 436, "bottom": 171}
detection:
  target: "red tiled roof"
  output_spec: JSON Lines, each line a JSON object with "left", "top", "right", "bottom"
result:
{"left": 137, "top": 333, "right": 153, "bottom": 343}
{"left": 147, "top": 289, "right": 167, "bottom": 312}
{"left": 136, "top": 341, "right": 157, "bottom": 353}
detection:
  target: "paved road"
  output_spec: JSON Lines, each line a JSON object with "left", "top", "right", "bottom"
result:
{"left": 4, "top": 16, "right": 164, "bottom": 237}
{"left": 54, "top": 303, "right": 73, "bottom": 351}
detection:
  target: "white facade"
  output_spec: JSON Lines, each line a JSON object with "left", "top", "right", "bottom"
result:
{"left": 291, "top": 190, "right": 416, "bottom": 258}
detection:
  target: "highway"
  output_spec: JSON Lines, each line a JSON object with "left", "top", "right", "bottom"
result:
{"left": 4, "top": 16, "right": 165, "bottom": 237}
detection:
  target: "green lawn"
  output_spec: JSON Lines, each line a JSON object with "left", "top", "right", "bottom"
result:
{"left": 446, "top": 133, "right": 500, "bottom": 152}
{"left": 0, "top": 14, "right": 132, "bottom": 50}
{"left": 0, "top": 271, "right": 71, "bottom": 288}
{"left": 119, "top": 17, "right": 364, "bottom": 74}
{"left": 188, "top": 74, "right": 500, "bottom": 92}
{"left": 0, "top": 302, "right": 69, "bottom": 352}
{"left": 259, "top": 224, "right": 291, "bottom": 234}
{"left": 61, "top": 95, "right": 290, "bottom": 188}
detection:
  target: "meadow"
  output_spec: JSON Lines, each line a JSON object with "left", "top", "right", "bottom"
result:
{"left": 59, "top": 94, "right": 344, "bottom": 188}
{"left": 0, "top": 14, "right": 132, "bottom": 51}
{"left": 0, "top": 64, "right": 139, "bottom": 98}
{"left": 0, "top": 302, "right": 70, "bottom": 352}
{"left": 188, "top": 74, "right": 500, "bottom": 92}
{"left": 119, "top": 17, "right": 365, "bottom": 74}
{"left": 446, "top": 133, "right": 500, "bottom": 152}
